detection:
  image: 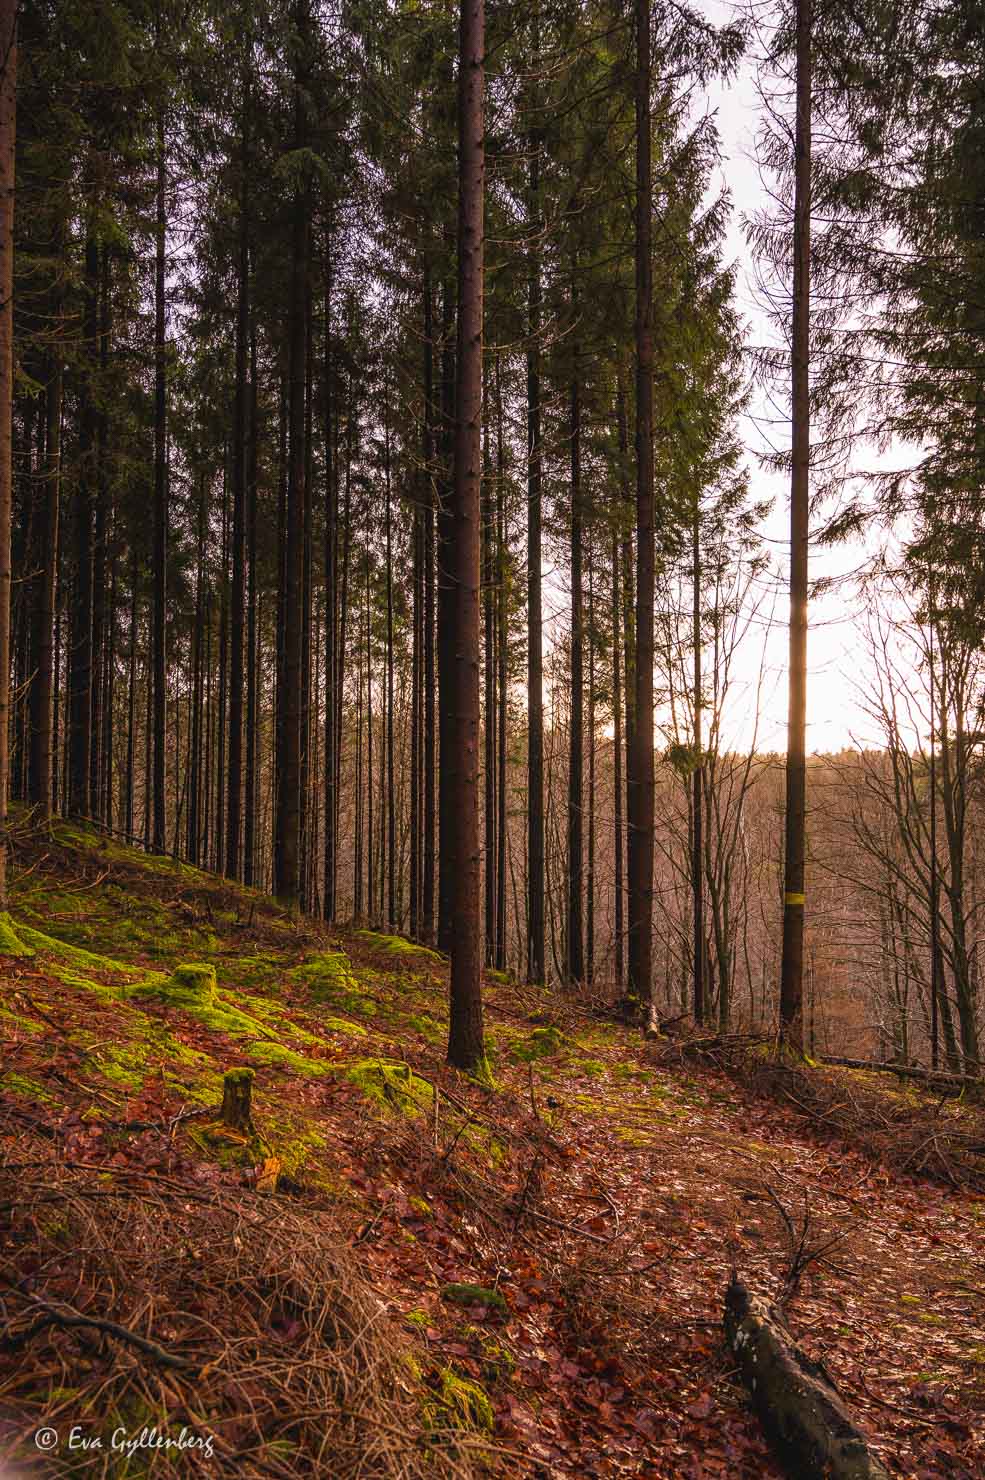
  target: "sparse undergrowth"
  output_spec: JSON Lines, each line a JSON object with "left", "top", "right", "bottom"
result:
{"left": 1, "top": 820, "right": 984, "bottom": 1477}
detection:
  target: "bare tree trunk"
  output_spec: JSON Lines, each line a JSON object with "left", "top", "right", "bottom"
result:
{"left": 446, "top": 0, "right": 485, "bottom": 1071}
{"left": 628, "top": 0, "right": 655, "bottom": 1016}
{"left": 244, "top": 323, "right": 259, "bottom": 887}
{"left": 483, "top": 366, "right": 496, "bottom": 966}
{"left": 0, "top": 0, "right": 14, "bottom": 914}
{"left": 526, "top": 4, "right": 545, "bottom": 984}
{"left": 423, "top": 271, "right": 437, "bottom": 944}
{"left": 152, "top": 85, "right": 168, "bottom": 854}
{"left": 273, "top": 0, "right": 308, "bottom": 907}
{"left": 385, "top": 375, "right": 396, "bottom": 929}
{"left": 226, "top": 61, "right": 251, "bottom": 881}
{"left": 322, "top": 236, "right": 336, "bottom": 918}
{"left": 495, "top": 353, "right": 507, "bottom": 973}
{"left": 69, "top": 234, "right": 98, "bottom": 823}
{"left": 612, "top": 528, "right": 624, "bottom": 990}
{"left": 779, "top": 0, "right": 812, "bottom": 1053}
{"left": 692, "top": 496, "right": 705, "bottom": 1021}
{"left": 28, "top": 340, "right": 60, "bottom": 815}
{"left": 567, "top": 327, "right": 584, "bottom": 986}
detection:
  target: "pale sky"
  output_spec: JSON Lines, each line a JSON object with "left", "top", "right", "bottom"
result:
{"left": 700, "top": 0, "right": 882, "bottom": 755}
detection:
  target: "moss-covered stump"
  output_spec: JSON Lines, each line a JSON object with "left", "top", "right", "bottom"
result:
{"left": 137, "top": 961, "right": 218, "bottom": 1007}
{"left": 221, "top": 1067, "right": 256, "bottom": 1135}
{"left": 0, "top": 913, "right": 30, "bottom": 957}
{"left": 725, "top": 1275, "right": 890, "bottom": 1480}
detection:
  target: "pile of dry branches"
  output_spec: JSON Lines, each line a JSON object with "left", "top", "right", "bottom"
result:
{"left": 0, "top": 1124, "right": 476, "bottom": 1478}
{"left": 718, "top": 1045, "right": 985, "bottom": 1192}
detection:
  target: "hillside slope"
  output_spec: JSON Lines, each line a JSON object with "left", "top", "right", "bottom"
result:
{"left": 0, "top": 823, "right": 983, "bottom": 1477}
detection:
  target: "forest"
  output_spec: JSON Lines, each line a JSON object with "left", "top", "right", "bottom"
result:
{"left": 0, "top": 0, "right": 984, "bottom": 1475}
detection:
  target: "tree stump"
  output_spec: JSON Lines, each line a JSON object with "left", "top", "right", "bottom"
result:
{"left": 724, "top": 1275, "right": 890, "bottom": 1480}
{"left": 220, "top": 1067, "right": 256, "bottom": 1136}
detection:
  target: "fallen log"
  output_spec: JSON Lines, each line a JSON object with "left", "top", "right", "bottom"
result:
{"left": 819, "top": 1053, "right": 981, "bottom": 1091}
{"left": 724, "top": 1275, "right": 890, "bottom": 1480}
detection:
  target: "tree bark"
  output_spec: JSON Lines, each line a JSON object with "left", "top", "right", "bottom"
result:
{"left": 612, "top": 528, "right": 624, "bottom": 989}
{"left": 226, "top": 61, "right": 251, "bottom": 882}
{"left": 273, "top": 0, "right": 309, "bottom": 907}
{"left": 446, "top": 0, "right": 485, "bottom": 1071}
{"left": 0, "top": 0, "right": 14, "bottom": 911}
{"left": 152, "top": 91, "right": 168, "bottom": 855}
{"left": 693, "top": 495, "right": 705, "bottom": 1022}
{"left": 567, "top": 335, "right": 584, "bottom": 986}
{"left": 526, "top": 4, "right": 545, "bottom": 985}
{"left": 779, "top": 0, "right": 812, "bottom": 1053}
{"left": 423, "top": 271, "right": 437, "bottom": 944}
{"left": 28, "top": 342, "right": 60, "bottom": 816}
{"left": 628, "top": 0, "right": 655, "bottom": 1016}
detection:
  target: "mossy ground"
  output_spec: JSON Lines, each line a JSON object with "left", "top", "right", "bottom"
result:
{"left": 4, "top": 815, "right": 985, "bottom": 1476}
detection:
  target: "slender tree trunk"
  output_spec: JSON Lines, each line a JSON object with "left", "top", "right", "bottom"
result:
{"left": 779, "top": 0, "right": 812, "bottom": 1053}
{"left": 612, "top": 528, "right": 624, "bottom": 990}
{"left": 495, "top": 354, "right": 507, "bottom": 973}
{"left": 300, "top": 288, "right": 314, "bottom": 908}
{"left": 322, "top": 238, "right": 336, "bottom": 919}
{"left": 410, "top": 420, "right": 422, "bottom": 938}
{"left": 437, "top": 279, "right": 455, "bottom": 954}
{"left": 89, "top": 249, "right": 110, "bottom": 821}
{"left": 69, "top": 234, "right": 98, "bottom": 822}
{"left": 0, "top": 0, "right": 13, "bottom": 914}
{"left": 587, "top": 553, "right": 595, "bottom": 985}
{"left": 446, "top": 0, "right": 485, "bottom": 1071}
{"left": 226, "top": 64, "right": 251, "bottom": 881}
{"left": 365, "top": 544, "right": 374, "bottom": 924}
{"left": 244, "top": 323, "right": 259, "bottom": 887}
{"left": 384, "top": 376, "right": 396, "bottom": 929}
{"left": 526, "top": 7, "right": 545, "bottom": 984}
{"left": 125, "top": 553, "right": 137, "bottom": 842}
{"left": 567, "top": 334, "right": 584, "bottom": 986}
{"left": 28, "top": 342, "right": 60, "bottom": 815}
{"left": 273, "top": 1, "right": 308, "bottom": 906}
{"left": 483, "top": 367, "right": 496, "bottom": 967}
{"left": 423, "top": 275, "right": 437, "bottom": 944}
{"left": 152, "top": 92, "right": 168, "bottom": 854}
{"left": 692, "top": 496, "right": 704, "bottom": 1021}
{"left": 216, "top": 464, "right": 228, "bottom": 871}
{"left": 628, "top": 0, "right": 655, "bottom": 1017}
{"left": 336, "top": 403, "right": 352, "bottom": 864}
{"left": 188, "top": 475, "right": 206, "bottom": 863}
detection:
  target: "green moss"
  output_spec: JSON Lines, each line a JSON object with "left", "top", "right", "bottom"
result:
{"left": 356, "top": 930, "right": 443, "bottom": 962}
{"left": 478, "top": 1336, "right": 516, "bottom": 1381}
{"left": 247, "top": 1040, "right": 330, "bottom": 1077}
{"left": 0, "top": 1005, "right": 45, "bottom": 1035}
{"left": 15, "top": 924, "right": 133, "bottom": 983}
{"left": 407, "top": 1013, "right": 445, "bottom": 1044}
{"left": 405, "top": 1310, "right": 431, "bottom": 1332}
{"left": 345, "top": 1058, "right": 433, "bottom": 1115}
{"left": 508, "top": 1025, "right": 566, "bottom": 1062}
{"left": 408, "top": 1195, "right": 432, "bottom": 1218}
{"left": 0, "top": 913, "right": 30, "bottom": 956}
{"left": 292, "top": 952, "right": 377, "bottom": 1018}
{"left": 423, "top": 1368, "right": 494, "bottom": 1434}
{"left": 440, "top": 1283, "right": 507, "bottom": 1314}
{"left": 569, "top": 1057, "right": 606, "bottom": 1078}
{"left": 130, "top": 963, "right": 281, "bottom": 1041}
{"left": 1, "top": 1072, "right": 56, "bottom": 1103}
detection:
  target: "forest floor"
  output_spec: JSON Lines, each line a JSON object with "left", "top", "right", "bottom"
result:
{"left": 0, "top": 819, "right": 983, "bottom": 1478}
